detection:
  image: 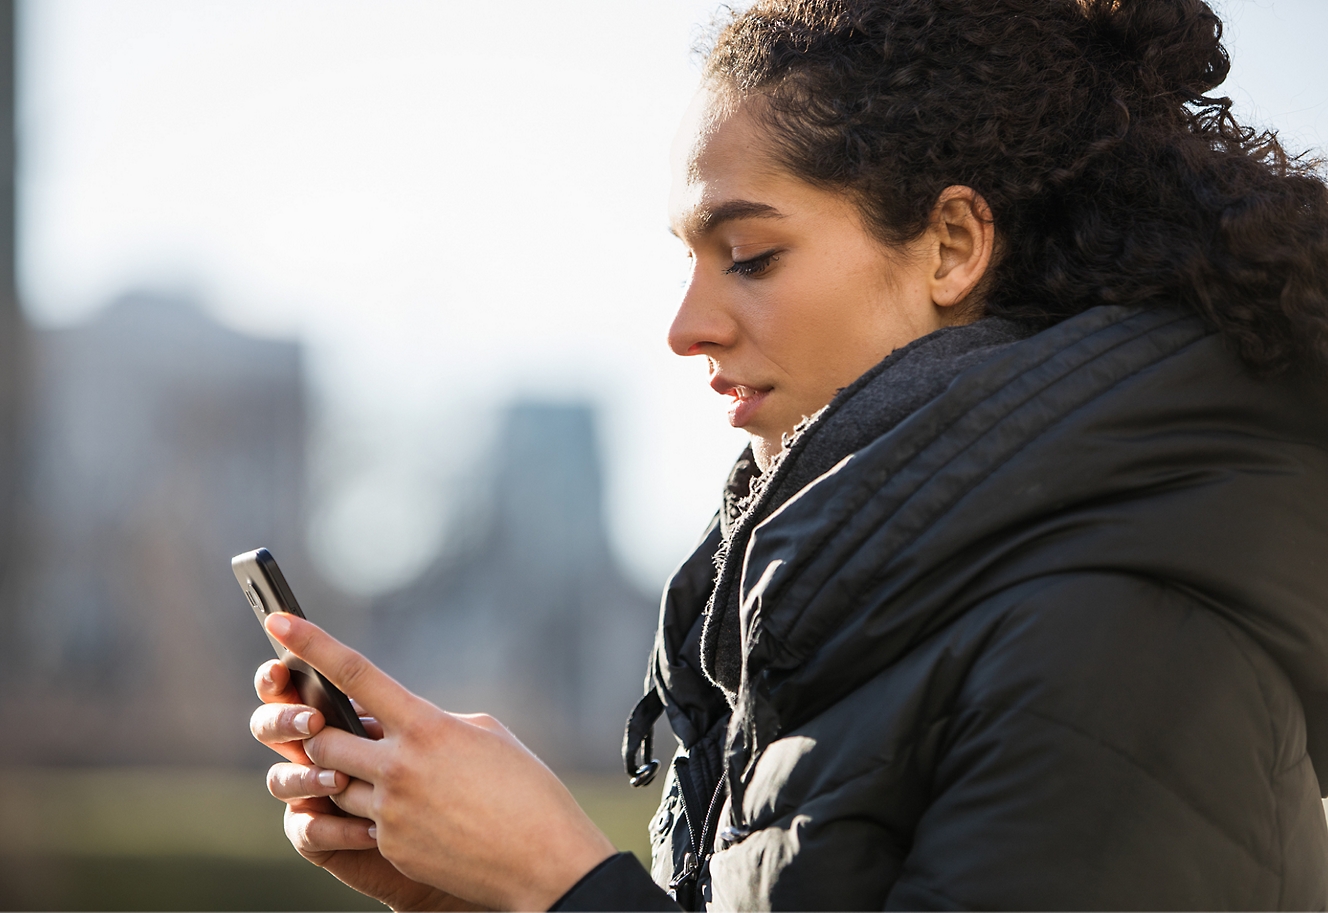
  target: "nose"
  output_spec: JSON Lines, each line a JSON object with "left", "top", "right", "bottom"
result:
{"left": 667, "top": 264, "right": 738, "bottom": 357}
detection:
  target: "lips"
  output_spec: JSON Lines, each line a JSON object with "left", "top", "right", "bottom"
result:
{"left": 710, "top": 376, "right": 772, "bottom": 428}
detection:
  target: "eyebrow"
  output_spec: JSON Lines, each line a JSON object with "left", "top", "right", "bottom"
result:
{"left": 672, "top": 199, "right": 785, "bottom": 239}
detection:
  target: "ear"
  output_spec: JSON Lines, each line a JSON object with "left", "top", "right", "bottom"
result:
{"left": 926, "top": 186, "right": 995, "bottom": 312}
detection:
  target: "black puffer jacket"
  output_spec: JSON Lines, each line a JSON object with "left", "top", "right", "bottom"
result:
{"left": 559, "top": 305, "right": 1328, "bottom": 911}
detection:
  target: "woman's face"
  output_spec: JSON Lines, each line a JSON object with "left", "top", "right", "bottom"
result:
{"left": 668, "top": 90, "right": 983, "bottom": 470}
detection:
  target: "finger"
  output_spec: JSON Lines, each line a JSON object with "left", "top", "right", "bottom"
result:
{"left": 261, "top": 737, "right": 311, "bottom": 766}
{"left": 303, "top": 725, "right": 385, "bottom": 783}
{"left": 254, "top": 660, "right": 294, "bottom": 701}
{"left": 284, "top": 801, "right": 378, "bottom": 854}
{"left": 350, "top": 697, "right": 366, "bottom": 714}
{"left": 287, "top": 795, "right": 339, "bottom": 815}
{"left": 360, "top": 717, "right": 385, "bottom": 740}
{"left": 249, "top": 711, "right": 313, "bottom": 764}
{"left": 329, "top": 777, "right": 375, "bottom": 819}
{"left": 251, "top": 701, "right": 325, "bottom": 745}
{"left": 264, "top": 613, "right": 418, "bottom": 729}
{"left": 267, "top": 762, "right": 349, "bottom": 801}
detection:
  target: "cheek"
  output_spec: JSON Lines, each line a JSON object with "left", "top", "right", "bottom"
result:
{"left": 740, "top": 305, "right": 827, "bottom": 401}
{"left": 753, "top": 270, "right": 885, "bottom": 373}
{"left": 738, "top": 272, "right": 837, "bottom": 356}
{"left": 811, "top": 253, "right": 924, "bottom": 356}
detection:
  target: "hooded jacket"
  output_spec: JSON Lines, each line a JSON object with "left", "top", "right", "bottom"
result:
{"left": 556, "top": 304, "right": 1328, "bottom": 910}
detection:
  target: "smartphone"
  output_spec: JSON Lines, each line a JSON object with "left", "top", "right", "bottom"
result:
{"left": 231, "top": 547, "right": 368, "bottom": 737}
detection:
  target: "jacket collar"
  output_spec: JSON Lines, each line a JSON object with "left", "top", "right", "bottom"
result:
{"left": 702, "top": 317, "right": 1032, "bottom": 697}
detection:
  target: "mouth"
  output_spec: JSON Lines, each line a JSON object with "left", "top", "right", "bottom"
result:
{"left": 710, "top": 376, "right": 772, "bottom": 428}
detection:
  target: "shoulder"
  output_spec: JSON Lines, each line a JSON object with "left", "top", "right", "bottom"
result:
{"left": 957, "top": 571, "right": 1300, "bottom": 763}
{"left": 887, "top": 571, "right": 1327, "bottom": 909}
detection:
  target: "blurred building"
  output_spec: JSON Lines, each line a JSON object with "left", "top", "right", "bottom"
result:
{"left": 371, "top": 402, "right": 658, "bottom": 772}
{"left": 0, "top": 290, "right": 335, "bottom": 766}
{"left": 0, "top": 0, "right": 24, "bottom": 613}
{"left": 0, "top": 304, "right": 659, "bottom": 774}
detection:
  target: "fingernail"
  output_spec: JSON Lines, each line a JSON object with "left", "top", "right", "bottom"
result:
{"left": 317, "top": 769, "right": 337, "bottom": 788}
{"left": 367, "top": 825, "right": 377, "bottom": 840}
{"left": 261, "top": 666, "right": 276, "bottom": 687}
{"left": 266, "top": 613, "right": 292, "bottom": 636}
{"left": 293, "top": 711, "right": 313, "bottom": 735}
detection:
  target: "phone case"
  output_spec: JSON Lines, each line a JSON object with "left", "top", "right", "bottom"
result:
{"left": 231, "top": 548, "right": 368, "bottom": 737}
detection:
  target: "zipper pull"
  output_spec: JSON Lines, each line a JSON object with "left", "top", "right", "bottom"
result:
{"left": 669, "top": 851, "right": 697, "bottom": 889}
{"left": 668, "top": 851, "right": 699, "bottom": 909}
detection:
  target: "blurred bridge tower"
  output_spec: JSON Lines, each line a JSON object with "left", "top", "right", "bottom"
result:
{"left": 370, "top": 402, "right": 659, "bottom": 772}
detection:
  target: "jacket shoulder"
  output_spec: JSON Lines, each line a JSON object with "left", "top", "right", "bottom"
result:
{"left": 894, "top": 571, "right": 1328, "bottom": 910}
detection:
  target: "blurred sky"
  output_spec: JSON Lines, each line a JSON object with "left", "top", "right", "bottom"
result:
{"left": 14, "top": 0, "right": 1328, "bottom": 596}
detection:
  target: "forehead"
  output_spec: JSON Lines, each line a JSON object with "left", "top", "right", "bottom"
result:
{"left": 673, "top": 88, "right": 745, "bottom": 175}
{"left": 669, "top": 90, "right": 784, "bottom": 236}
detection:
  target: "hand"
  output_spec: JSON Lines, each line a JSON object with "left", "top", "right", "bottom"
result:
{"left": 263, "top": 612, "right": 617, "bottom": 912}
{"left": 251, "top": 659, "right": 480, "bottom": 911}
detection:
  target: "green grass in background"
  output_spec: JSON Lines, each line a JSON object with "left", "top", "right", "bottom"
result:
{"left": 0, "top": 767, "right": 662, "bottom": 911}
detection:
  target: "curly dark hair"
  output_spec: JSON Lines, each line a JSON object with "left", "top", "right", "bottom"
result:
{"left": 704, "top": 0, "right": 1328, "bottom": 371}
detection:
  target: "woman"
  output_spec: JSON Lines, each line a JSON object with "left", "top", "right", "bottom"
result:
{"left": 250, "top": 0, "right": 1328, "bottom": 908}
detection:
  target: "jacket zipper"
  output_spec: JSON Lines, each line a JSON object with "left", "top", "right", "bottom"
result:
{"left": 669, "top": 772, "right": 728, "bottom": 909}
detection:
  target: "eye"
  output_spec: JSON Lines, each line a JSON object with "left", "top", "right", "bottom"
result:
{"left": 724, "top": 250, "right": 781, "bottom": 277}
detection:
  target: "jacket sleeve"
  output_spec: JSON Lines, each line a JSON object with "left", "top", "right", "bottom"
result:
{"left": 548, "top": 852, "right": 680, "bottom": 912}
{"left": 885, "top": 572, "right": 1327, "bottom": 911}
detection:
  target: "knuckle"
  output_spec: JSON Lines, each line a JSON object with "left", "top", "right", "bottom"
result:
{"left": 284, "top": 809, "right": 312, "bottom": 850}
{"left": 283, "top": 620, "right": 312, "bottom": 653}
{"left": 335, "top": 651, "right": 372, "bottom": 697}
{"left": 454, "top": 710, "right": 500, "bottom": 734}
{"left": 343, "top": 818, "right": 367, "bottom": 845}
{"left": 251, "top": 708, "right": 283, "bottom": 744}
{"left": 394, "top": 720, "right": 419, "bottom": 748}
{"left": 378, "top": 758, "right": 407, "bottom": 789}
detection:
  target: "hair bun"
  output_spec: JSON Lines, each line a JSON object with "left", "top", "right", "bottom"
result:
{"left": 1083, "top": 0, "right": 1229, "bottom": 100}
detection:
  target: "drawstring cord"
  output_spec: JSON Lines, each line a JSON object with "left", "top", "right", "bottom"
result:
{"left": 623, "top": 690, "right": 664, "bottom": 787}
